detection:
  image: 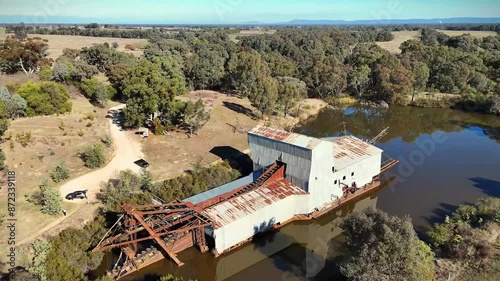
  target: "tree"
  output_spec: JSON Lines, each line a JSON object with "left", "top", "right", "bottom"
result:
{"left": 44, "top": 221, "right": 106, "bottom": 281}
{"left": 16, "top": 81, "right": 72, "bottom": 116}
{"left": 50, "top": 161, "right": 70, "bottom": 183}
{"left": 411, "top": 61, "right": 430, "bottom": 101}
{"left": 39, "top": 180, "right": 62, "bottom": 215}
{"left": 339, "top": 207, "right": 435, "bottom": 281}
{"left": 0, "top": 38, "right": 50, "bottom": 75}
{"left": 348, "top": 65, "right": 371, "bottom": 98}
{"left": 185, "top": 44, "right": 227, "bottom": 90}
{"left": 276, "top": 76, "right": 307, "bottom": 116}
{"left": 304, "top": 58, "right": 347, "bottom": 98}
{"left": 263, "top": 51, "right": 297, "bottom": 77}
{"left": 226, "top": 50, "right": 269, "bottom": 97}
{"left": 29, "top": 238, "right": 51, "bottom": 281}
{"left": 249, "top": 76, "right": 278, "bottom": 116}
{"left": 25, "top": 180, "right": 62, "bottom": 215}
{"left": 0, "top": 86, "right": 27, "bottom": 118}
{"left": 97, "top": 170, "right": 153, "bottom": 212}
{"left": 181, "top": 99, "right": 209, "bottom": 137}
{"left": 79, "top": 78, "right": 108, "bottom": 107}
{"left": 0, "top": 99, "right": 9, "bottom": 137}
{"left": 80, "top": 143, "right": 105, "bottom": 169}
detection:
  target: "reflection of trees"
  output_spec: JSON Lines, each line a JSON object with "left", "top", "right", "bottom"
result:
{"left": 297, "top": 106, "right": 500, "bottom": 143}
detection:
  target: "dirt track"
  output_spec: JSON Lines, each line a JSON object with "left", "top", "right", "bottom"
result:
{"left": 16, "top": 104, "right": 143, "bottom": 246}
{"left": 60, "top": 104, "right": 143, "bottom": 202}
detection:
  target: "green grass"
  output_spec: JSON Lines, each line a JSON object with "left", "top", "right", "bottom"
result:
{"left": 0, "top": 27, "right": 6, "bottom": 35}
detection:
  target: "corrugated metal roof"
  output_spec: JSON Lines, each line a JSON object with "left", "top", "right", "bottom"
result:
{"left": 332, "top": 135, "right": 383, "bottom": 170}
{"left": 202, "top": 178, "right": 307, "bottom": 229}
{"left": 249, "top": 126, "right": 322, "bottom": 150}
{"left": 184, "top": 170, "right": 263, "bottom": 205}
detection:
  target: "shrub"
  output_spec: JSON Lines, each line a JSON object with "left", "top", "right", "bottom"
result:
{"left": 78, "top": 129, "right": 84, "bottom": 137}
{"left": 38, "top": 66, "right": 52, "bottom": 81}
{"left": 29, "top": 238, "right": 51, "bottom": 281}
{"left": 101, "top": 135, "right": 112, "bottom": 147}
{"left": 124, "top": 44, "right": 135, "bottom": 50}
{"left": 0, "top": 149, "right": 5, "bottom": 170}
{"left": 340, "top": 207, "right": 435, "bottom": 281}
{"left": 15, "top": 131, "right": 31, "bottom": 147}
{"left": 86, "top": 122, "right": 92, "bottom": 127}
{"left": 16, "top": 81, "right": 72, "bottom": 116}
{"left": 26, "top": 180, "right": 62, "bottom": 215}
{"left": 112, "top": 42, "right": 119, "bottom": 49}
{"left": 80, "top": 143, "right": 105, "bottom": 169}
{"left": 50, "top": 161, "right": 70, "bottom": 183}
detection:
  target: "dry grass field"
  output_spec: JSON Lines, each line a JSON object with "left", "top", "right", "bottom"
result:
{"left": 376, "top": 31, "right": 420, "bottom": 53}
{"left": 229, "top": 29, "right": 276, "bottom": 43}
{"left": 377, "top": 30, "right": 498, "bottom": 54}
{"left": 0, "top": 33, "right": 148, "bottom": 60}
{"left": 435, "top": 29, "right": 497, "bottom": 38}
{"left": 0, "top": 88, "right": 114, "bottom": 259}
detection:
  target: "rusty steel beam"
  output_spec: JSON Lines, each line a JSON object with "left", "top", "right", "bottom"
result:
{"left": 140, "top": 208, "right": 192, "bottom": 216}
{"left": 131, "top": 211, "right": 184, "bottom": 266}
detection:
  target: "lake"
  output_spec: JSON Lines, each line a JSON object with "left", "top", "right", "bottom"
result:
{"left": 110, "top": 106, "right": 500, "bottom": 281}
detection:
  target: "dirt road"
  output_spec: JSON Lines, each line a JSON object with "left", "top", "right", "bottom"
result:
{"left": 17, "top": 104, "right": 144, "bottom": 246}
{"left": 61, "top": 104, "right": 144, "bottom": 202}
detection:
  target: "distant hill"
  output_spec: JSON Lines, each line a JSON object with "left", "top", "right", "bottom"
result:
{"left": 279, "top": 18, "right": 500, "bottom": 26}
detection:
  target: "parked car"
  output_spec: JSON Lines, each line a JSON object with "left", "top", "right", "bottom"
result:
{"left": 65, "top": 190, "right": 88, "bottom": 200}
{"left": 134, "top": 159, "right": 150, "bottom": 168}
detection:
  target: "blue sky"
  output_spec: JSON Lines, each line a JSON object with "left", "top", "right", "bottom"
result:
{"left": 0, "top": 0, "right": 499, "bottom": 24}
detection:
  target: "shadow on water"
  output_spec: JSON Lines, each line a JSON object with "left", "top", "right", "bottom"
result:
{"left": 210, "top": 146, "right": 254, "bottom": 176}
{"left": 469, "top": 177, "right": 500, "bottom": 198}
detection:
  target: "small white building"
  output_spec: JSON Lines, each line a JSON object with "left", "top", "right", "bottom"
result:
{"left": 185, "top": 125, "right": 384, "bottom": 254}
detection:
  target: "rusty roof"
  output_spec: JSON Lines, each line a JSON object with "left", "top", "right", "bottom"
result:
{"left": 202, "top": 178, "right": 307, "bottom": 229}
{"left": 332, "top": 135, "right": 383, "bottom": 170}
{"left": 249, "top": 126, "right": 323, "bottom": 150}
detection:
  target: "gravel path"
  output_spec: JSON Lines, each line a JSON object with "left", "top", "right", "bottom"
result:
{"left": 60, "top": 104, "right": 144, "bottom": 202}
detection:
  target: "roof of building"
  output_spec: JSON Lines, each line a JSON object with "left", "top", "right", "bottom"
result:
{"left": 332, "top": 135, "right": 383, "bottom": 170}
{"left": 250, "top": 126, "right": 383, "bottom": 170}
{"left": 202, "top": 178, "right": 307, "bottom": 229}
{"left": 249, "top": 126, "right": 322, "bottom": 150}
{"left": 184, "top": 170, "right": 263, "bottom": 205}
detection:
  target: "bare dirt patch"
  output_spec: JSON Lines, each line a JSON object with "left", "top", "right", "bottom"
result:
{"left": 229, "top": 29, "right": 276, "bottom": 43}
{"left": 0, "top": 33, "right": 148, "bottom": 60}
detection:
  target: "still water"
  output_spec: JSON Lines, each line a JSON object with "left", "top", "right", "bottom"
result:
{"left": 110, "top": 106, "right": 500, "bottom": 281}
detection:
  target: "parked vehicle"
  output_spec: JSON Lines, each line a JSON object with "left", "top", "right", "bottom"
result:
{"left": 134, "top": 159, "right": 150, "bottom": 168}
{"left": 65, "top": 190, "right": 88, "bottom": 200}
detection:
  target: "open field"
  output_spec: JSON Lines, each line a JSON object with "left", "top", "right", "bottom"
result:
{"left": 377, "top": 30, "right": 498, "bottom": 54}
{"left": 376, "top": 31, "right": 420, "bottom": 53}
{"left": 143, "top": 91, "right": 327, "bottom": 181}
{"left": 436, "top": 29, "right": 497, "bottom": 38}
{"left": 0, "top": 33, "right": 148, "bottom": 60}
{"left": 0, "top": 93, "right": 114, "bottom": 259}
{"left": 229, "top": 29, "right": 276, "bottom": 43}
{"left": 0, "top": 27, "right": 5, "bottom": 35}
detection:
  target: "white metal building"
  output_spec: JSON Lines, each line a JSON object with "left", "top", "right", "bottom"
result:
{"left": 186, "top": 125, "right": 384, "bottom": 254}
{"left": 248, "top": 126, "right": 382, "bottom": 210}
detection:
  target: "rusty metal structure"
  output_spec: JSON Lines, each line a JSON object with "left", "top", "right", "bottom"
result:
{"left": 93, "top": 125, "right": 399, "bottom": 279}
{"left": 92, "top": 201, "right": 212, "bottom": 278}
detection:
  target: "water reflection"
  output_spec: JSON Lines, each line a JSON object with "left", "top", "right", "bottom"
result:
{"left": 297, "top": 105, "right": 500, "bottom": 237}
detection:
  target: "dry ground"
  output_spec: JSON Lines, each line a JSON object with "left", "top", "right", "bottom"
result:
{"left": 0, "top": 91, "right": 114, "bottom": 259}
{"left": 435, "top": 29, "right": 497, "bottom": 38}
{"left": 143, "top": 91, "right": 326, "bottom": 181}
{"left": 376, "top": 30, "right": 498, "bottom": 54}
{"left": 0, "top": 33, "right": 148, "bottom": 60}
{"left": 229, "top": 29, "right": 276, "bottom": 43}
